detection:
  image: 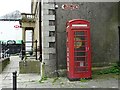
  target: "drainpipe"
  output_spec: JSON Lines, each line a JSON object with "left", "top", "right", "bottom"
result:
{"left": 54, "top": 2, "right": 59, "bottom": 77}
{"left": 39, "top": 1, "right": 42, "bottom": 62}
{"left": 118, "top": 26, "right": 120, "bottom": 64}
{"left": 118, "top": 2, "right": 120, "bottom": 64}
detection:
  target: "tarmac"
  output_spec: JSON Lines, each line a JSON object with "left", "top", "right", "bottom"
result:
{"left": 0, "top": 56, "right": 119, "bottom": 89}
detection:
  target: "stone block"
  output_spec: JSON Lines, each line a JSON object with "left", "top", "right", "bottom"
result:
{"left": 42, "top": 36, "right": 55, "bottom": 48}
{"left": 44, "top": 36, "right": 55, "bottom": 42}
{"left": 19, "top": 60, "right": 41, "bottom": 74}
{"left": 43, "top": 0, "right": 49, "bottom": 3}
{"left": 0, "top": 58, "right": 10, "bottom": 73}
{"left": 43, "top": 21, "right": 49, "bottom": 26}
{"left": 44, "top": 59, "right": 56, "bottom": 65}
{"left": 49, "top": 53, "right": 56, "bottom": 59}
{"left": 43, "top": 4, "right": 55, "bottom": 10}
{"left": 43, "top": 15, "right": 55, "bottom": 20}
{"left": 42, "top": 48, "right": 56, "bottom": 53}
{"left": 44, "top": 64, "right": 57, "bottom": 77}
{"left": 43, "top": 10, "right": 49, "bottom": 15}
{"left": 42, "top": 41, "right": 49, "bottom": 48}
{"left": 43, "top": 26, "right": 55, "bottom": 31}
{"left": 42, "top": 54, "right": 49, "bottom": 60}
{"left": 42, "top": 31, "right": 49, "bottom": 36}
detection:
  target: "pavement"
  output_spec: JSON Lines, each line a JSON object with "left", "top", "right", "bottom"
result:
{"left": 0, "top": 56, "right": 119, "bottom": 89}
{"left": 1, "top": 56, "right": 41, "bottom": 89}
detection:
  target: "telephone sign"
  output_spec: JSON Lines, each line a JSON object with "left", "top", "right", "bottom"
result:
{"left": 62, "top": 4, "right": 79, "bottom": 10}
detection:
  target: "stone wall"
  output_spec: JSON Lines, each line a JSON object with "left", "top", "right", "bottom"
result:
{"left": 0, "top": 58, "right": 10, "bottom": 73}
{"left": 56, "top": 2, "right": 119, "bottom": 68}
{"left": 19, "top": 59, "right": 40, "bottom": 74}
{"left": 41, "top": 1, "right": 56, "bottom": 77}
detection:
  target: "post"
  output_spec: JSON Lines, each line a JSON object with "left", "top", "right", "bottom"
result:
{"left": 35, "top": 40, "right": 37, "bottom": 60}
{"left": 21, "top": 40, "right": 23, "bottom": 60}
{"left": 39, "top": 1, "right": 42, "bottom": 62}
{"left": 13, "top": 71, "right": 17, "bottom": 90}
{"left": 2, "top": 42, "right": 4, "bottom": 58}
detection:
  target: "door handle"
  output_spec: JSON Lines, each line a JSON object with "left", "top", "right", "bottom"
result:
{"left": 86, "top": 47, "right": 89, "bottom": 52}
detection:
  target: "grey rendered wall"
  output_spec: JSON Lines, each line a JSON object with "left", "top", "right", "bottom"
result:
{"left": 56, "top": 2, "right": 119, "bottom": 68}
{"left": 118, "top": 2, "right": 120, "bottom": 64}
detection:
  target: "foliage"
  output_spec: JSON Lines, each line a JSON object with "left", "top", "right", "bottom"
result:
{"left": 117, "top": 61, "right": 120, "bottom": 67}
{"left": 93, "top": 64, "right": 120, "bottom": 75}
{"left": 52, "top": 77, "right": 59, "bottom": 83}
{"left": 80, "top": 78, "right": 89, "bottom": 82}
{"left": 39, "top": 76, "right": 48, "bottom": 83}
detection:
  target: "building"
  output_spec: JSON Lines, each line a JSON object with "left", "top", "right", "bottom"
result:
{"left": 20, "top": 0, "right": 119, "bottom": 77}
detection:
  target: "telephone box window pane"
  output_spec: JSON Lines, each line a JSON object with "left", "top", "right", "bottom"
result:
{"left": 74, "top": 41, "right": 86, "bottom": 49}
{"left": 75, "top": 61, "right": 86, "bottom": 67}
{"left": 75, "top": 31, "right": 85, "bottom": 36}
{"left": 74, "top": 47, "right": 85, "bottom": 51}
{"left": 74, "top": 52, "right": 85, "bottom": 56}
{"left": 74, "top": 36, "right": 86, "bottom": 42}
{"left": 74, "top": 57, "right": 86, "bottom": 61}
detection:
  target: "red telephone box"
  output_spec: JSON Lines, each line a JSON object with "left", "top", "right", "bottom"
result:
{"left": 66, "top": 19, "right": 92, "bottom": 80}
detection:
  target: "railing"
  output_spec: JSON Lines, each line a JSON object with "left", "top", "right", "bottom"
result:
{"left": 0, "top": 42, "right": 10, "bottom": 59}
{"left": 21, "top": 13, "right": 35, "bottom": 22}
{"left": 1, "top": 49, "right": 10, "bottom": 58}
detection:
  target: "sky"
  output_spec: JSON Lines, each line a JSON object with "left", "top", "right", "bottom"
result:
{"left": 0, "top": 0, "right": 31, "bottom": 16}
{"left": 0, "top": 0, "right": 31, "bottom": 42}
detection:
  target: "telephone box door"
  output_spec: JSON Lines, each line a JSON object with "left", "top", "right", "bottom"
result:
{"left": 73, "top": 30, "right": 91, "bottom": 74}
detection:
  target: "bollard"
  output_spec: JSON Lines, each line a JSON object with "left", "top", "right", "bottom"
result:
{"left": 21, "top": 40, "right": 23, "bottom": 60}
{"left": 13, "top": 71, "right": 17, "bottom": 90}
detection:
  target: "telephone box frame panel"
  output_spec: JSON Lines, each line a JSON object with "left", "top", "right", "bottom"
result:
{"left": 66, "top": 19, "right": 92, "bottom": 80}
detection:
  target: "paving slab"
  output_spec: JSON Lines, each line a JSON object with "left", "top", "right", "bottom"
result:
{"left": 0, "top": 56, "right": 41, "bottom": 89}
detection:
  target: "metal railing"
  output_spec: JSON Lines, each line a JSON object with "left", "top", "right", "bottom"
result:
{"left": 0, "top": 42, "right": 10, "bottom": 59}
{"left": 1, "top": 49, "right": 10, "bottom": 58}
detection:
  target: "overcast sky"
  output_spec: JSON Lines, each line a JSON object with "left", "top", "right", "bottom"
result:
{"left": 0, "top": 0, "right": 119, "bottom": 41}
{"left": 0, "top": 0, "right": 31, "bottom": 16}
{"left": 0, "top": 0, "right": 31, "bottom": 41}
